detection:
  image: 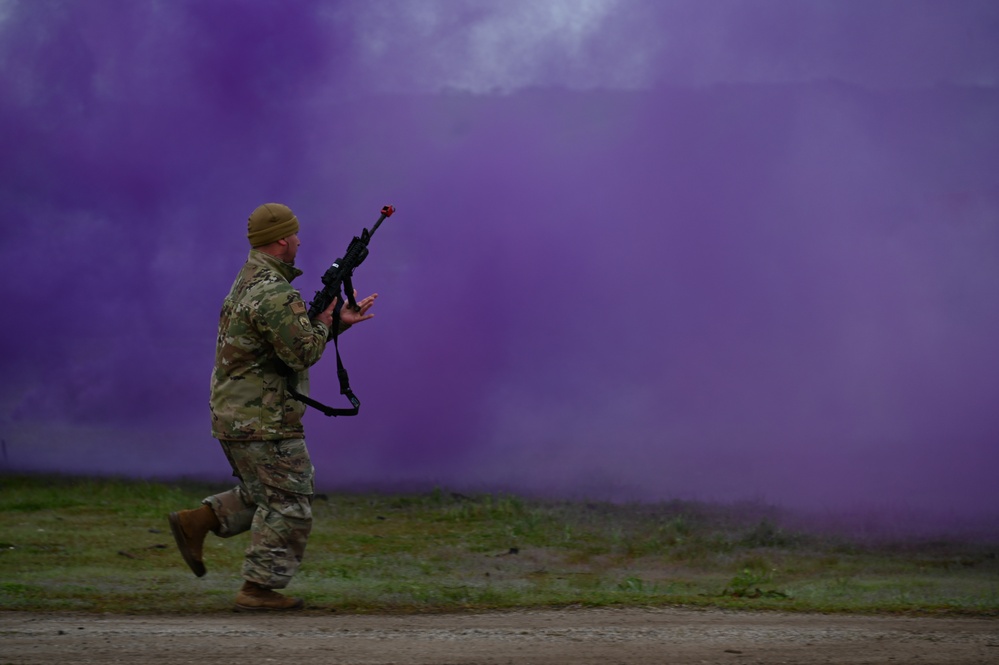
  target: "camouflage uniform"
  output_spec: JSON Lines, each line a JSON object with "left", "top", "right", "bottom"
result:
{"left": 203, "top": 250, "right": 331, "bottom": 589}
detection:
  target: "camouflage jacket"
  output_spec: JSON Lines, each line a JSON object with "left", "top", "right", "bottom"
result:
{"left": 210, "top": 250, "right": 331, "bottom": 441}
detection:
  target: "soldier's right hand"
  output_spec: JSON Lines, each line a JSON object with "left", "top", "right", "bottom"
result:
{"left": 316, "top": 298, "right": 338, "bottom": 330}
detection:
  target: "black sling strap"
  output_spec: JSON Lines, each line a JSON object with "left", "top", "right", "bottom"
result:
{"left": 287, "top": 316, "right": 360, "bottom": 417}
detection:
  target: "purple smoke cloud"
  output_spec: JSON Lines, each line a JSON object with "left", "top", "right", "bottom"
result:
{"left": 1, "top": 1, "right": 997, "bottom": 526}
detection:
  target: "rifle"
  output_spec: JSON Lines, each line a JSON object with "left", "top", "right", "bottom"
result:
{"left": 288, "top": 204, "right": 396, "bottom": 417}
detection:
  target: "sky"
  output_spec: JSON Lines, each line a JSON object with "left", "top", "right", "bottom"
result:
{"left": 1, "top": 0, "right": 997, "bottom": 528}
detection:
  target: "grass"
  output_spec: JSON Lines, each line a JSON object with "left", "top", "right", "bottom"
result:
{"left": 0, "top": 474, "right": 997, "bottom": 615}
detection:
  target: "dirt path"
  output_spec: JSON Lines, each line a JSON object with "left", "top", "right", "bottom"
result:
{"left": 1, "top": 608, "right": 997, "bottom": 664}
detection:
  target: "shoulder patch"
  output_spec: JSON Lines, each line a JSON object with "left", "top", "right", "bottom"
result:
{"left": 290, "top": 301, "right": 307, "bottom": 315}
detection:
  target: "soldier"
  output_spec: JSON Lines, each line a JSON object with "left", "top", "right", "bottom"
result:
{"left": 168, "top": 203, "right": 377, "bottom": 611}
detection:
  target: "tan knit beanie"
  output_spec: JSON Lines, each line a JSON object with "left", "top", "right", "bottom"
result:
{"left": 247, "top": 203, "right": 300, "bottom": 247}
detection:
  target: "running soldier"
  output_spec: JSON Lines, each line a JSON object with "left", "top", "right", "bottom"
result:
{"left": 168, "top": 203, "right": 377, "bottom": 610}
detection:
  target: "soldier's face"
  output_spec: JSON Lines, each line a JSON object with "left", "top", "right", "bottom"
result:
{"left": 282, "top": 233, "right": 301, "bottom": 263}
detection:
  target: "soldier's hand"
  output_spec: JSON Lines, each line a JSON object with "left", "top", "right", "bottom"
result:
{"left": 340, "top": 290, "right": 378, "bottom": 326}
{"left": 316, "top": 299, "right": 338, "bottom": 329}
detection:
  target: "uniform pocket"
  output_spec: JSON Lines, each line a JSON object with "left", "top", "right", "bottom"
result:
{"left": 257, "top": 438, "right": 315, "bottom": 496}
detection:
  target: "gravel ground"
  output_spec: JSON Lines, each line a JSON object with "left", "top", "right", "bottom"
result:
{"left": 2, "top": 607, "right": 997, "bottom": 664}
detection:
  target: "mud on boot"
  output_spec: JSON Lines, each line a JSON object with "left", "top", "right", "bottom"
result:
{"left": 234, "top": 581, "right": 304, "bottom": 611}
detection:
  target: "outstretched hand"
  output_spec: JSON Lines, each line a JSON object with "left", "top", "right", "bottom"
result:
{"left": 316, "top": 291, "right": 378, "bottom": 330}
{"left": 339, "top": 290, "right": 378, "bottom": 326}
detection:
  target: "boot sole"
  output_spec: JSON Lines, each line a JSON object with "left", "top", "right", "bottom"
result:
{"left": 168, "top": 512, "right": 207, "bottom": 578}
{"left": 234, "top": 600, "right": 305, "bottom": 612}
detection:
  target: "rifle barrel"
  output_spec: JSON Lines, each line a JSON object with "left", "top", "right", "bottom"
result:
{"left": 368, "top": 216, "right": 385, "bottom": 238}
{"left": 366, "top": 205, "right": 395, "bottom": 241}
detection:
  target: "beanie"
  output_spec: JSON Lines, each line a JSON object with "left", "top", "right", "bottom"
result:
{"left": 247, "top": 203, "right": 300, "bottom": 247}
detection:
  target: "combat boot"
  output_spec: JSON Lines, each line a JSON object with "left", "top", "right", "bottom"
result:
{"left": 234, "top": 581, "right": 304, "bottom": 611}
{"left": 167, "top": 504, "right": 220, "bottom": 577}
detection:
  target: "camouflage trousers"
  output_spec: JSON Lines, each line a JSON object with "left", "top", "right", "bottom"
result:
{"left": 202, "top": 438, "right": 315, "bottom": 589}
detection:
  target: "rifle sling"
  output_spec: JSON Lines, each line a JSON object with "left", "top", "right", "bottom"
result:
{"left": 287, "top": 323, "right": 360, "bottom": 417}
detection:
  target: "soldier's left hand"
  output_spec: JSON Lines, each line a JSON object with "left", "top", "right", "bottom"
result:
{"left": 340, "top": 290, "right": 378, "bottom": 326}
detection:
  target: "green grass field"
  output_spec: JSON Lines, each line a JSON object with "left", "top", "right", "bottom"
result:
{"left": 1, "top": 474, "right": 996, "bottom": 615}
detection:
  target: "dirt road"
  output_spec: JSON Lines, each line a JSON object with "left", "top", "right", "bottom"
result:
{"left": 1, "top": 607, "right": 996, "bottom": 664}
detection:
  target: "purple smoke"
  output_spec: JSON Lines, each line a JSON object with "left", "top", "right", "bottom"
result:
{"left": 2, "top": 1, "right": 997, "bottom": 526}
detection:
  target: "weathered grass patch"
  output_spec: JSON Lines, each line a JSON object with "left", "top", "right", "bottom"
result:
{"left": 1, "top": 474, "right": 996, "bottom": 615}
